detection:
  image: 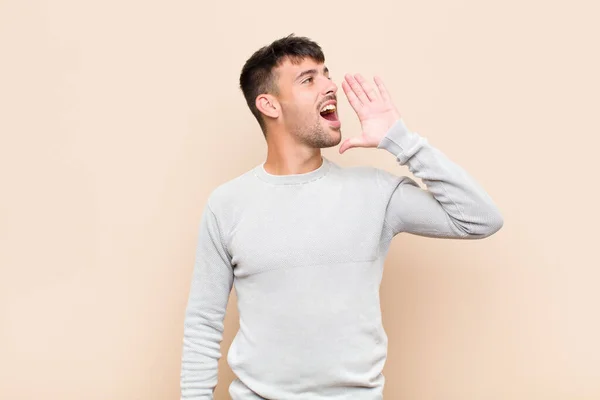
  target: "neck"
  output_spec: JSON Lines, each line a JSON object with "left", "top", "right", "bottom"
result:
{"left": 263, "top": 147, "right": 323, "bottom": 176}
{"left": 254, "top": 153, "right": 330, "bottom": 186}
{"left": 263, "top": 126, "right": 323, "bottom": 176}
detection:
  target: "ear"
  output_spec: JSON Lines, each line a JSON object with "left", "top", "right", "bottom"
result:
{"left": 256, "top": 94, "right": 280, "bottom": 119}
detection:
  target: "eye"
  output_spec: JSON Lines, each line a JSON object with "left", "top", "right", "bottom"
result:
{"left": 303, "top": 77, "right": 313, "bottom": 84}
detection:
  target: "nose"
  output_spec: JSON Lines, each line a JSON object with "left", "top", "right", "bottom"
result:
{"left": 323, "top": 77, "right": 338, "bottom": 96}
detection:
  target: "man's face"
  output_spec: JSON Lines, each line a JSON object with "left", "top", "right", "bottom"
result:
{"left": 273, "top": 57, "right": 341, "bottom": 148}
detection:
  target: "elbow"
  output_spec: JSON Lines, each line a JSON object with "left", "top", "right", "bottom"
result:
{"left": 457, "top": 210, "right": 503, "bottom": 239}
{"left": 480, "top": 210, "right": 504, "bottom": 238}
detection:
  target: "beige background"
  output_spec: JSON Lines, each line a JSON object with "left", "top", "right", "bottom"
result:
{"left": 1, "top": 0, "right": 599, "bottom": 399}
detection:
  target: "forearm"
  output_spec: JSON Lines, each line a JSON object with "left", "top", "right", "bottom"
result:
{"left": 181, "top": 203, "right": 234, "bottom": 399}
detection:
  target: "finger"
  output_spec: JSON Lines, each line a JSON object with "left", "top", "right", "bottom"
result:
{"left": 355, "top": 74, "right": 379, "bottom": 102}
{"left": 341, "top": 80, "right": 365, "bottom": 118}
{"left": 344, "top": 73, "right": 370, "bottom": 104}
{"left": 374, "top": 75, "right": 391, "bottom": 103}
{"left": 339, "top": 136, "right": 367, "bottom": 154}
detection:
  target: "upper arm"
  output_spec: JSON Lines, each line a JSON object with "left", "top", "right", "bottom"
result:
{"left": 385, "top": 178, "right": 469, "bottom": 238}
{"left": 376, "top": 168, "right": 468, "bottom": 239}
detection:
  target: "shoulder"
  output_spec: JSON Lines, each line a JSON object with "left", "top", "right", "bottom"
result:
{"left": 205, "top": 168, "right": 256, "bottom": 212}
{"left": 333, "top": 160, "right": 414, "bottom": 190}
{"left": 197, "top": 168, "right": 258, "bottom": 241}
{"left": 338, "top": 162, "right": 419, "bottom": 201}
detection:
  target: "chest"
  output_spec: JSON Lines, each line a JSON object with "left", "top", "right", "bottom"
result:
{"left": 226, "top": 185, "right": 386, "bottom": 277}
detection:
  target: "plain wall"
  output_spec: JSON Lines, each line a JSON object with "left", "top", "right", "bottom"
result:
{"left": 1, "top": 0, "right": 599, "bottom": 399}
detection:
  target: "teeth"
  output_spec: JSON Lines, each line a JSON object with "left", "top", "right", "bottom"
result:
{"left": 320, "top": 104, "right": 336, "bottom": 113}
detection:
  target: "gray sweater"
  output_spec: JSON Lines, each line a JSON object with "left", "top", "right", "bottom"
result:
{"left": 180, "top": 118, "right": 504, "bottom": 399}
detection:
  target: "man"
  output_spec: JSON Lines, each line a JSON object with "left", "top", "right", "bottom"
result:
{"left": 180, "top": 34, "right": 503, "bottom": 400}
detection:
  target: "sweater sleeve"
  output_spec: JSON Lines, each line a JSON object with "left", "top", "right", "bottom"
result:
{"left": 376, "top": 118, "right": 504, "bottom": 239}
{"left": 181, "top": 201, "right": 234, "bottom": 399}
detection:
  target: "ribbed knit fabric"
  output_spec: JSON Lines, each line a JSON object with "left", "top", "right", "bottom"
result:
{"left": 180, "top": 118, "right": 503, "bottom": 399}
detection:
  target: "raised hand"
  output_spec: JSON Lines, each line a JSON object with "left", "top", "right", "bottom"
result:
{"left": 339, "top": 74, "right": 402, "bottom": 154}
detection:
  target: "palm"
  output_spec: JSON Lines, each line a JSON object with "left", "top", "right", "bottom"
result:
{"left": 339, "top": 74, "right": 401, "bottom": 154}
{"left": 357, "top": 102, "right": 399, "bottom": 140}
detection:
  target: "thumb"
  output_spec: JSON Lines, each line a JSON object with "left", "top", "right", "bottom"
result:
{"left": 339, "top": 136, "right": 368, "bottom": 154}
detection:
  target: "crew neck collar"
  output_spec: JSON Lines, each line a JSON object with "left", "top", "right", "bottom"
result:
{"left": 253, "top": 156, "right": 331, "bottom": 185}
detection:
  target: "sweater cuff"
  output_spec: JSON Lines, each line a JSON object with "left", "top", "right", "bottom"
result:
{"left": 376, "top": 118, "right": 426, "bottom": 165}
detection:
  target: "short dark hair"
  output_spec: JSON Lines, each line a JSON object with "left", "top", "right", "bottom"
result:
{"left": 239, "top": 33, "right": 325, "bottom": 137}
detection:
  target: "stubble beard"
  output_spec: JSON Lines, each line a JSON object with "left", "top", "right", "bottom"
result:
{"left": 291, "top": 112, "right": 341, "bottom": 149}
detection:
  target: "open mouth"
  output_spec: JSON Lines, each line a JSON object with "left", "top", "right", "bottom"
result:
{"left": 319, "top": 104, "right": 339, "bottom": 122}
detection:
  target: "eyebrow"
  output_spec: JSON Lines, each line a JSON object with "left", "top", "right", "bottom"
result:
{"left": 295, "top": 66, "right": 329, "bottom": 82}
